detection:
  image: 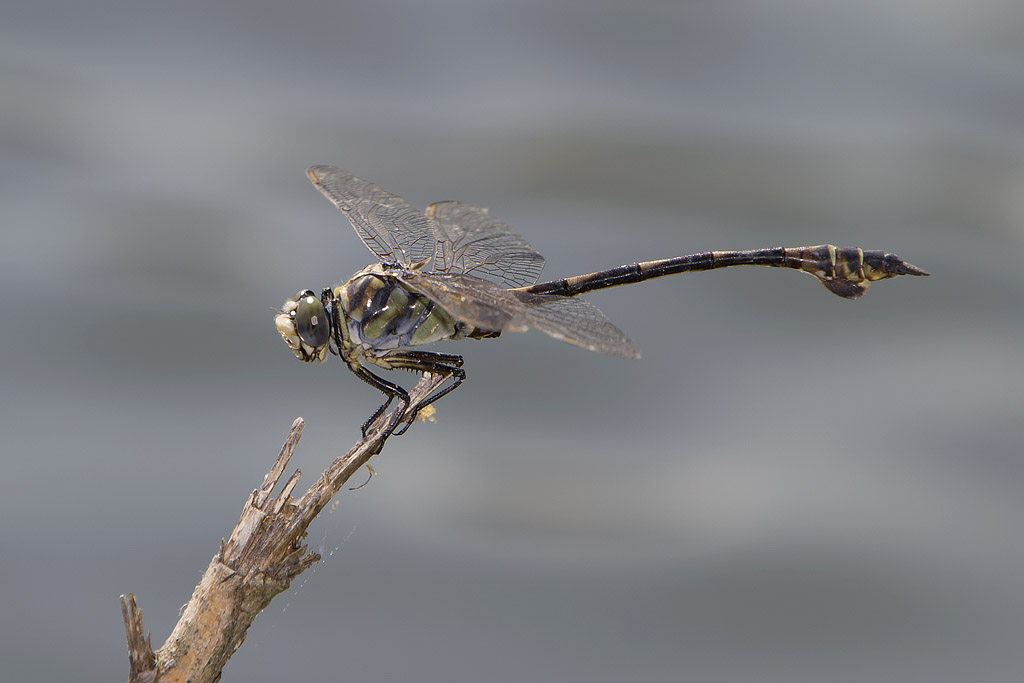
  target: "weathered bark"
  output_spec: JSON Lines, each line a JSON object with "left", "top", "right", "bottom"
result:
{"left": 121, "top": 372, "right": 449, "bottom": 683}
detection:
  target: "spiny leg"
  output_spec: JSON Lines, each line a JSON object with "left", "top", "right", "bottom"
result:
{"left": 345, "top": 352, "right": 465, "bottom": 437}
{"left": 377, "top": 350, "right": 466, "bottom": 436}
{"left": 348, "top": 361, "right": 412, "bottom": 437}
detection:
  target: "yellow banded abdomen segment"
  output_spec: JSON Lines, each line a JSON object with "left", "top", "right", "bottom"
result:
{"left": 784, "top": 245, "right": 869, "bottom": 299}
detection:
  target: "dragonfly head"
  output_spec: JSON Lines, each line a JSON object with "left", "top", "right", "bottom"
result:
{"left": 275, "top": 290, "right": 331, "bottom": 363}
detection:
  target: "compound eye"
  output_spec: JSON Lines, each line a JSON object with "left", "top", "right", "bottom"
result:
{"left": 294, "top": 294, "right": 330, "bottom": 348}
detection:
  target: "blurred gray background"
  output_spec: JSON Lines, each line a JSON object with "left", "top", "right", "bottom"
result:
{"left": 3, "top": 1, "right": 1023, "bottom": 681}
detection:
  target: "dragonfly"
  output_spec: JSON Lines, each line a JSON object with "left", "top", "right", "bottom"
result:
{"left": 276, "top": 166, "right": 929, "bottom": 436}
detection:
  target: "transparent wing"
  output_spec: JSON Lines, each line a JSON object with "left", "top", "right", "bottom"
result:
{"left": 307, "top": 166, "right": 435, "bottom": 266}
{"left": 399, "top": 272, "right": 640, "bottom": 359}
{"left": 396, "top": 272, "right": 532, "bottom": 333}
{"left": 426, "top": 201, "right": 546, "bottom": 288}
{"left": 514, "top": 292, "right": 641, "bottom": 359}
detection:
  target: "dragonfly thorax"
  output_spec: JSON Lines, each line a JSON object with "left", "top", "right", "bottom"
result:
{"left": 335, "top": 265, "right": 461, "bottom": 357}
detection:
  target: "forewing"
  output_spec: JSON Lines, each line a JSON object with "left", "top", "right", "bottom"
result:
{"left": 514, "top": 292, "right": 641, "bottom": 359}
{"left": 427, "top": 201, "right": 545, "bottom": 288}
{"left": 401, "top": 272, "right": 640, "bottom": 358}
{"left": 396, "top": 272, "right": 532, "bottom": 334}
{"left": 307, "top": 166, "right": 435, "bottom": 266}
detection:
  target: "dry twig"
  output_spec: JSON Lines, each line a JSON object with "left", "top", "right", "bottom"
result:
{"left": 120, "top": 372, "right": 449, "bottom": 683}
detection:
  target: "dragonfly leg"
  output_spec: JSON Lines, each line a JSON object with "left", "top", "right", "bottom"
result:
{"left": 347, "top": 362, "right": 411, "bottom": 437}
{"left": 377, "top": 350, "right": 466, "bottom": 436}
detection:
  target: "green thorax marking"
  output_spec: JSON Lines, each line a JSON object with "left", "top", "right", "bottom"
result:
{"left": 335, "top": 266, "right": 459, "bottom": 352}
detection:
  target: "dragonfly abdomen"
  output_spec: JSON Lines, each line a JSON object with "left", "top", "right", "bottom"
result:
{"left": 519, "top": 245, "right": 928, "bottom": 301}
{"left": 775, "top": 245, "right": 930, "bottom": 299}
